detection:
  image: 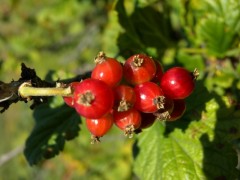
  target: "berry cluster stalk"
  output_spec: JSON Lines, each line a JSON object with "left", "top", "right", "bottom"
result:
{"left": 18, "top": 82, "right": 72, "bottom": 99}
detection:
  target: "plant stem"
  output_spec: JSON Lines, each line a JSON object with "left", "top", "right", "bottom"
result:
{"left": 18, "top": 82, "right": 72, "bottom": 99}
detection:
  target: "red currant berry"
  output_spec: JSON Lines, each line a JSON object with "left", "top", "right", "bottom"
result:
{"left": 152, "top": 60, "right": 164, "bottom": 83}
{"left": 135, "top": 112, "right": 156, "bottom": 133}
{"left": 113, "top": 108, "right": 141, "bottom": 138}
{"left": 134, "top": 82, "right": 165, "bottom": 113}
{"left": 86, "top": 113, "right": 113, "bottom": 144}
{"left": 160, "top": 67, "right": 197, "bottom": 99}
{"left": 153, "top": 97, "right": 174, "bottom": 120}
{"left": 91, "top": 52, "right": 123, "bottom": 87}
{"left": 63, "top": 82, "right": 79, "bottom": 108}
{"left": 113, "top": 85, "right": 136, "bottom": 112}
{"left": 123, "top": 54, "right": 156, "bottom": 85}
{"left": 73, "top": 78, "right": 114, "bottom": 119}
{"left": 168, "top": 99, "right": 186, "bottom": 121}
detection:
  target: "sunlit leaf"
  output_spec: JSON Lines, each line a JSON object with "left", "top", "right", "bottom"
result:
{"left": 194, "top": 0, "right": 240, "bottom": 57}
{"left": 196, "top": 14, "right": 236, "bottom": 57}
{"left": 133, "top": 82, "right": 240, "bottom": 179}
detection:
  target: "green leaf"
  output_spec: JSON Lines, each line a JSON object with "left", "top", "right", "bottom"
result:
{"left": 204, "top": 59, "right": 238, "bottom": 93}
{"left": 113, "top": 0, "right": 174, "bottom": 58}
{"left": 24, "top": 97, "right": 81, "bottom": 165}
{"left": 176, "top": 50, "right": 205, "bottom": 73}
{"left": 167, "top": 0, "right": 240, "bottom": 57}
{"left": 102, "top": 9, "right": 123, "bottom": 58}
{"left": 133, "top": 122, "right": 206, "bottom": 179}
{"left": 133, "top": 83, "right": 240, "bottom": 179}
{"left": 204, "top": 0, "right": 240, "bottom": 32}
{"left": 196, "top": 14, "right": 235, "bottom": 57}
{"left": 195, "top": 0, "right": 240, "bottom": 57}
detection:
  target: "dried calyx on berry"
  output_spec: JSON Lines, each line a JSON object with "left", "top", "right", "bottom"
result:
{"left": 86, "top": 113, "right": 113, "bottom": 144}
{"left": 113, "top": 85, "right": 136, "bottom": 112}
{"left": 113, "top": 108, "right": 141, "bottom": 138}
{"left": 73, "top": 78, "right": 114, "bottom": 119}
{"left": 91, "top": 51, "right": 123, "bottom": 87}
{"left": 134, "top": 82, "right": 165, "bottom": 113}
{"left": 153, "top": 97, "right": 174, "bottom": 121}
{"left": 123, "top": 54, "right": 156, "bottom": 85}
{"left": 61, "top": 52, "right": 199, "bottom": 142}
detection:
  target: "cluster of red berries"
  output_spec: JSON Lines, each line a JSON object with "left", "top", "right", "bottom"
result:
{"left": 63, "top": 52, "right": 198, "bottom": 143}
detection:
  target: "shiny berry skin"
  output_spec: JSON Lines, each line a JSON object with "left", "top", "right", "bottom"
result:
{"left": 73, "top": 78, "right": 114, "bottom": 119}
{"left": 123, "top": 54, "right": 156, "bottom": 85}
{"left": 153, "top": 97, "right": 174, "bottom": 120}
{"left": 135, "top": 112, "right": 156, "bottom": 133}
{"left": 86, "top": 113, "right": 113, "bottom": 143}
{"left": 168, "top": 99, "right": 186, "bottom": 121}
{"left": 152, "top": 60, "right": 164, "bottom": 83}
{"left": 63, "top": 82, "right": 79, "bottom": 108}
{"left": 160, "top": 67, "right": 195, "bottom": 99}
{"left": 113, "top": 85, "right": 136, "bottom": 112}
{"left": 134, "top": 82, "right": 165, "bottom": 113}
{"left": 91, "top": 52, "right": 123, "bottom": 87}
{"left": 113, "top": 108, "right": 141, "bottom": 138}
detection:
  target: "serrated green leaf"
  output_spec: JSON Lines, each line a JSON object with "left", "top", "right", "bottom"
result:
{"left": 194, "top": 0, "right": 240, "bottom": 57}
{"left": 204, "top": 0, "right": 240, "bottom": 33}
{"left": 24, "top": 97, "right": 81, "bottom": 165}
{"left": 133, "top": 122, "right": 206, "bottom": 179}
{"left": 133, "top": 84, "right": 240, "bottom": 179}
{"left": 196, "top": 14, "right": 235, "bottom": 57}
{"left": 168, "top": 0, "right": 240, "bottom": 57}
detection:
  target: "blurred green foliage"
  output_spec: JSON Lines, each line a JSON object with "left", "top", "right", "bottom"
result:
{"left": 0, "top": 0, "right": 240, "bottom": 179}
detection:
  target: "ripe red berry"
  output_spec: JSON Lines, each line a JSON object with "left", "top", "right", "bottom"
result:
{"left": 91, "top": 52, "right": 123, "bottom": 87}
{"left": 168, "top": 99, "right": 186, "bottom": 121}
{"left": 160, "top": 67, "right": 197, "bottom": 99}
{"left": 152, "top": 60, "right": 164, "bottom": 83}
{"left": 86, "top": 113, "right": 113, "bottom": 144}
{"left": 123, "top": 54, "right": 156, "bottom": 85}
{"left": 135, "top": 112, "right": 156, "bottom": 133}
{"left": 153, "top": 97, "right": 174, "bottom": 120}
{"left": 134, "top": 82, "right": 165, "bottom": 113}
{"left": 113, "top": 85, "right": 136, "bottom": 112}
{"left": 113, "top": 108, "right": 141, "bottom": 138}
{"left": 73, "top": 78, "right": 114, "bottom": 119}
{"left": 63, "top": 82, "right": 79, "bottom": 108}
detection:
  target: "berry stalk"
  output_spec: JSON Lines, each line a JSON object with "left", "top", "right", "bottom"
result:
{"left": 18, "top": 82, "right": 72, "bottom": 99}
